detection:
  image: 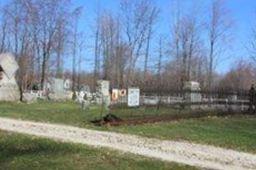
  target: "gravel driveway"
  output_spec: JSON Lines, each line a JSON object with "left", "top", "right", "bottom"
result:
{"left": 0, "top": 117, "right": 255, "bottom": 170}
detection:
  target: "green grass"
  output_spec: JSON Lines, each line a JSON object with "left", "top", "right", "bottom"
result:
{"left": 0, "top": 101, "right": 186, "bottom": 127}
{"left": 107, "top": 115, "right": 256, "bottom": 153}
{"left": 0, "top": 101, "right": 255, "bottom": 153}
{"left": 0, "top": 101, "right": 102, "bottom": 128}
{"left": 111, "top": 106, "right": 183, "bottom": 118}
{"left": 0, "top": 130, "right": 196, "bottom": 170}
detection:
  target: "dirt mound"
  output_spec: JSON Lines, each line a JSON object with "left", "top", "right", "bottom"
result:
{"left": 91, "top": 114, "right": 123, "bottom": 126}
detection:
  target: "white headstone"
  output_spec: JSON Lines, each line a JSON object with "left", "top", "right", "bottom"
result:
{"left": 0, "top": 53, "right": 20, "bottom": 101}
{"left": 0, "top": 53, "right": 18, "bottom": 79}
{"left": 96, "top": 80, "right": 110, "bottom": 108}
{"left": 47, "top": 78, "right": 73, "bottom": 101}
{"left": 51, "top": 78, "right": 65, "bottom": 93}
{"left": 97, "top": 80, "right": 110, "bottom": 96}
{"left": 183, "top": 81, "right": 202, "bottom": 103}
{"left": 64, "top": 79, "right": 71, "bottom": 90}
{"left": 128, "top": 88, "right": 140, "bottom": 107}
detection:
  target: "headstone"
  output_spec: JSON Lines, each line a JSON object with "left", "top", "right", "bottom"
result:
{"left": 80, "top": 85, "right": 90, "bottom": 93}
{"left": 183, "top": 81, "right": 202, "bottom": 103}
{"left": 96, "top": 80, "right": 110, "bottom": 108}
{"left": 23, "top": 93, "right": 37, "bottom": 104}
{"left": 51, "top": 78, "right": 65, "bottom": 93}
{"left": 48, "top": 78, "right": 73, "bottom": 101}
{"left": 97, "top": 80, "right": 110, "bottom": 96}
{"left": 228, "top": 92, "right": 238, "bottom": 111}
{"left": 76, "top": 91, "right": 85, "bottom": 104}
{"left": 228, "top": 93, "right": 237, "bottom": 102}
{"left": 0, "top": 53, "right": 19, "bottom": 79}
{"left": 0, "top": 53, "right": 20, "bottom": 101}
{"left": 128, "top": 88, "right": 140, "bottom": 107}
{"left": 81, "top": 100, "right": 90, "bottom": 110}
{"left": 64, "top": 79, "right": 71, "bottom": 90}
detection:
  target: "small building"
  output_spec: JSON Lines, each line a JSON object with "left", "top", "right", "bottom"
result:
{"left": 0, "top": 53, "right": 20, "bottom": 101}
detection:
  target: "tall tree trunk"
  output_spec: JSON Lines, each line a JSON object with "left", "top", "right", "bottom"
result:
{"left": 40, "top": 52, "right": 47, "bottom": 90}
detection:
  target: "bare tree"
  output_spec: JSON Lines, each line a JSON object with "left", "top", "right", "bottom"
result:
{"left": 247, "top": 12, "right": 256, "bottom": 65}
{"left": 156, "top": 36, "right": 164, "bottom": 110}
{"left": 34, "top": 0, "right": 72, "bottom": 90}
{"left": 143, "top": 3, "right": 159, "bottom": 81}
{"left": 114, "top": 42, "right": 129, "bottom": 88}
{"left": 206, "top": 0, "right": 232, "bottom": 91}
{"left": 0, "top": 12, "right": 7, "bottom": 53}
{"left": 93, "top": 3, "right": 101, "bottom": 90}
{"left": 54, "top": 16, "right": 67, "bottom": 78}
{"left": 120, "top": 0, "right": 157, "bottom": 85}
{"left": 99, "top": 13, "right": 120, "bottom": 82}
{"left": 219, "top": 60, "right": 255, "bottom": 91}
{"left": 71, "top": 7, "right": 83, "bottom": 93}
{"left": 77, "top": 36, "right": 85, "bottom": 90}
{"left": 170, "top": 1, "right": 203, "bottom": 90}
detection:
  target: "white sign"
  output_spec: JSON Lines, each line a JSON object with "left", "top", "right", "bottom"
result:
{"left": 128, "top": 88, "right": 140, "bottom": 107}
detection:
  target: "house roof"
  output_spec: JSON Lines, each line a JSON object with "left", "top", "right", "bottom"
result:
{"left": 0, "top": 53, "right": 19, "bottom": 79}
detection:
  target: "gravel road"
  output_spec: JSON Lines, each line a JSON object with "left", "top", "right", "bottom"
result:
{"left": 0, "top": 117, "right": 255, "bottom": 170}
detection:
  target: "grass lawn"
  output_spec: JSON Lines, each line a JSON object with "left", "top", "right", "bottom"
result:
{"left": 0, "top": 130, "right": 195, "bottom": 170}
{"left": 0, "top": 101, "right": 255, "bottom": 153}
{"left": 108, "top": 116, "right": 256, "bottom": 153}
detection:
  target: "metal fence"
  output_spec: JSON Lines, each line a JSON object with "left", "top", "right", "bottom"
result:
{"left": 104, "top": 88, "right": 251, "bottom": 125}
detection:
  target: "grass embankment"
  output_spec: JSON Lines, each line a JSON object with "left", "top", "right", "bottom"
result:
{"left": 0, "top": 130, "right": 195, "bottom": 170}
{"left": 0, "top": 101, "right": 255, "bottom": 153}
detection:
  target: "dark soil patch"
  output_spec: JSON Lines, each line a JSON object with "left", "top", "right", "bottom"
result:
{"left": 91, "top": 110, "right": 251, "bottom": 126}
{"left": 91, "top": 114, "right": 123, "bottom": 126}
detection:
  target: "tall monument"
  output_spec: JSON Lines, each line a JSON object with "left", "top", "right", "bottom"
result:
{"left": 0, "top": 53, "right": 20, "bottom": 101}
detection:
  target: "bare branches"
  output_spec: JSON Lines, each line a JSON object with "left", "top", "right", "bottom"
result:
{"left": 170, "top": 1, "right": 203, "bottom": 89}
{"left": 0, "top": 0, "right": 243, "bottom": 94}
{"left": 120, "top": 0, "right": 159, "bottom": 84}
{"left": 206, "top": 0, "right": 232, "bottom": 91}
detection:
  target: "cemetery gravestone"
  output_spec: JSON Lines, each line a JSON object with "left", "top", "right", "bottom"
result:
{"left": 183, "top": 81, "right": 202, "bottom": 106}
{"left": 48, "top": 78, "right": 72, "bottom": 101}
{"left": 23, "top": 93, "right": 37, "bottom": 104}
{"left": 97, "top": 80, "right": 110, "bottom": 96}
{"left": 64, "top": 79, "right": 71, "bottom": 90}
{"left": 228, "top": 92, "right": 238, "bottom": 102}
{"left": 53, "top": 79, "right": 64, "bottom": 93}
{"left": 0, "top": 53, "right": 18, "bottom": 79}
{"left": 228, "top": 92, "right": 238, "bottom": 111}
{"left": 97, "top": 80, "right": 110, "bottom": 108}
{"left": 0, "top": 53, "right": 20, "bottom": 101}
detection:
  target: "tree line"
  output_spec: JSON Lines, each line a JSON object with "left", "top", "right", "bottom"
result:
{"left": 0, "top": 0, "right": 255, "bottom": 96}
